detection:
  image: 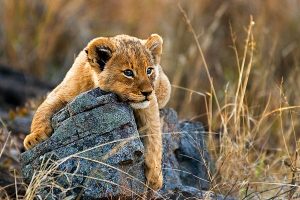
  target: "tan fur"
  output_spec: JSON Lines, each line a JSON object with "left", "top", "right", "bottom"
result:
{"left": 23, "top": 34, "right": 171, "bottom": 190}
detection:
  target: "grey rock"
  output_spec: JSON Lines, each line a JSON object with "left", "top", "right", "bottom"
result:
{"left": 20, "top": 88, "right": 226, "bottom": 199}
{"left": 177, "top": 120, "right": 211, "bottom": 190}
{"left": 158, "top": 109, "right": 212, "bottom": 199}
{"left": 21, "top": 88, "right": 146, "bottom": 199}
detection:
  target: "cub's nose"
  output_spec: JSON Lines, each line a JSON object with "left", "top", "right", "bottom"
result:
{"left": 141, "top": 91, "right": 152, "bottom": 97}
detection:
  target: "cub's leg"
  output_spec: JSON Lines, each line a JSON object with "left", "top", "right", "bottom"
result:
{"left": 24, "top": 80, "right": 93, "bottom": 150}
{"left": 24, "top": 51, "right": 95, "bottom": 150}
{"left": 23, "top": 86, "right": 67, "bottom": 150}
{"left": 155, "top": 66, "right": 171, "bottom": 109}
{"left": 134, "top": 96, "right": 163, "bottom": 190}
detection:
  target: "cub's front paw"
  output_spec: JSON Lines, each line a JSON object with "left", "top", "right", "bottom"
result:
{"left": 23, "top": 132, "right": 50, "bottom": 150}
{"left": 145, "top": 168, "right": 163, "bottom": 191}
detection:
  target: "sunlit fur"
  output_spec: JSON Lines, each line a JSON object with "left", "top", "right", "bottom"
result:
{"left": 23, "top": 34, "right": 171, "bottom": 190}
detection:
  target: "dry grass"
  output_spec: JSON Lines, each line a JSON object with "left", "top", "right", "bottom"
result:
{"left": 23, "top": 135, "right": 179, "bottom": 200}
{"left": 1, "top": 0, "right": 300, "bottom": 199}
{"left": 176, "top": 2, "right": 300, "bottom": 199}
{"left": 0, "top": 119, "right": 27, "bottom": 199}
{"left": 22, "top": 140, "right": 148, "bottom": 199}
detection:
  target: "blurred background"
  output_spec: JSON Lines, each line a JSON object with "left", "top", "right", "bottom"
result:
{"left": 1, "top": 0, "right": 300, "bottom": 118}
{"left": 1, "top": 0, "right": 300, "bottom": 199}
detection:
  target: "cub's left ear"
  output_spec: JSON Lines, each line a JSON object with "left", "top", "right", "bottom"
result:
{"left": 144, "top": 34, "right": 163, "bottom": 64}
{"left": 85, "top": 37, "right": 115, "bottom": 71}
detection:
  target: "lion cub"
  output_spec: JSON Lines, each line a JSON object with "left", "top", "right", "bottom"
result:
{"left": 23, "top": 34, "right": 171, "bottom": 190}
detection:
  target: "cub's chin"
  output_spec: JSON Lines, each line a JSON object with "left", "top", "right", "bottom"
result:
{"left": 130, "top": 100, "right": 150, "bottom": 110}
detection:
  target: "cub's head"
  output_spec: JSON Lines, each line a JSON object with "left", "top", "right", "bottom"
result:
{"left": 85, "top": 34, "right": 163, "bottom": 109}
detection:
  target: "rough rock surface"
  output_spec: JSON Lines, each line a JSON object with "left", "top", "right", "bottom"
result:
{"left": 20, "top": 88, "right": 229, "bottom": 199}
{"left": 21, "top": 89, "right": 145, "bottom": 199}
{"left": 159, "top": 109, "right": 212, "bottom": 199}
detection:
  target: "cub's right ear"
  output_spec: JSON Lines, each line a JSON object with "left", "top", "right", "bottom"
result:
{"left": 144, "top": 34, "right": 163, "bottom": 64}
{"left": 86, "top": 38, "right": 115, "bottom": 71}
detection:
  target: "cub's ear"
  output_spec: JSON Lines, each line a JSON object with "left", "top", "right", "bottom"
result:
{"left": 85, "top": 37, "right": 115, "bottom": 71}
{"left": 144, "top": 34, "right": 163, "bottom": 64}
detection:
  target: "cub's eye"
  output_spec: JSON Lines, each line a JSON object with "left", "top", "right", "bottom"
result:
{"left": 147, "top": 67, "right": 154, "bottom": 75}
{"left": 123, "top": 69, "right": 134, "bottom": 77}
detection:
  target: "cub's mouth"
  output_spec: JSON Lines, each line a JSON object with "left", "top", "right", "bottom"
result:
{"left": 117, "top": 93, "right": 152, "bottom": 109}
{"left": 129, "top": 100, "right": 150, "bottom": 109}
